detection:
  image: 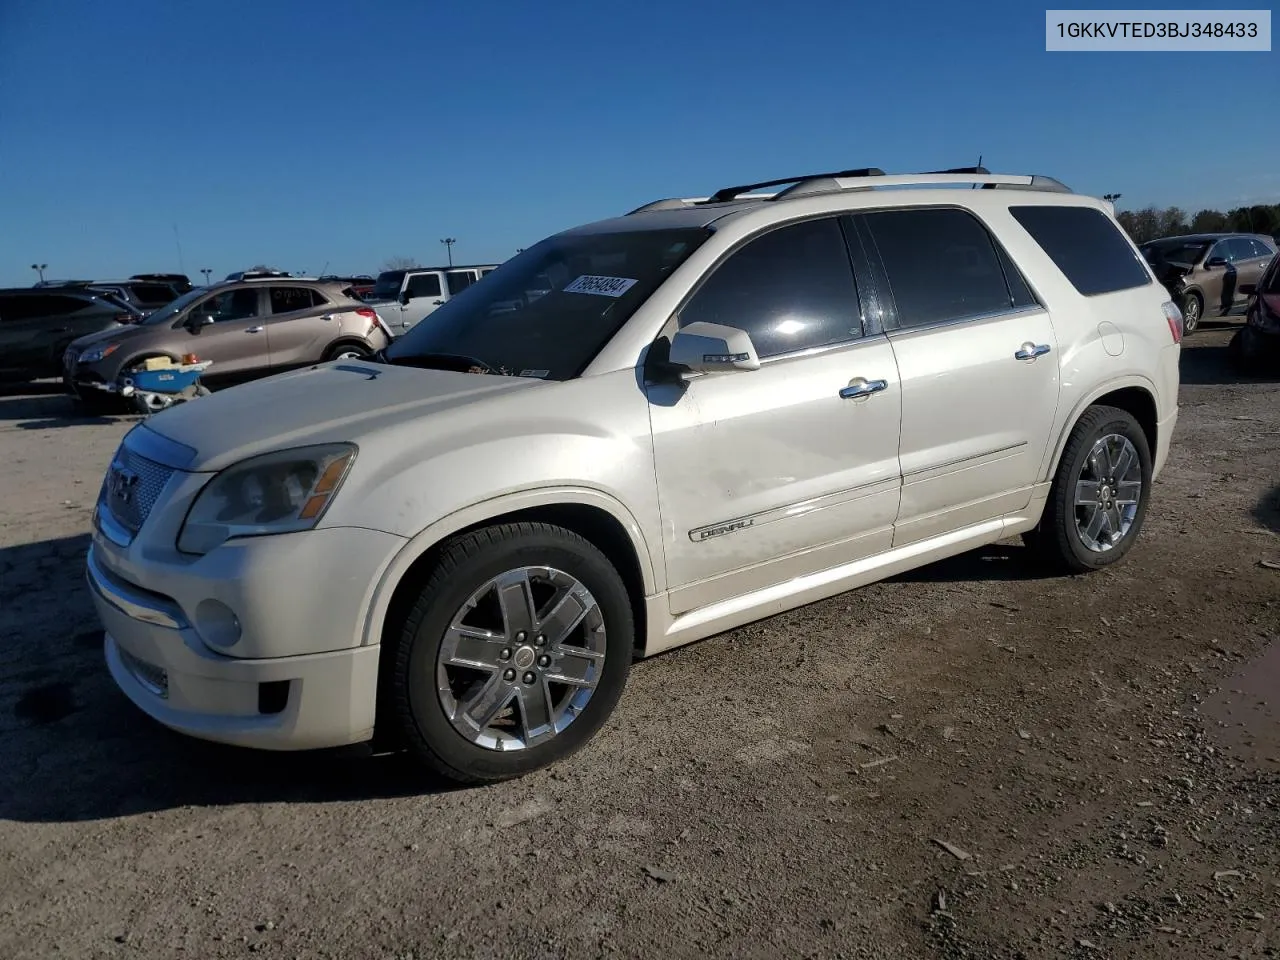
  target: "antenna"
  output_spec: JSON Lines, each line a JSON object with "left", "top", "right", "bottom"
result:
{"left": 172, "top": 223, "right": 186, "bottom": 272}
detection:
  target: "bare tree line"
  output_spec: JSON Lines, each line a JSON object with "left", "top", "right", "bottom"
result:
{"left": 1115, "top": 203, "right": 1280, "bottom": 244}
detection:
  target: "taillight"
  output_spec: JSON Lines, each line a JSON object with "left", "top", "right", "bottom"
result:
{"left": 1161, "top": 301, "right": 1183, "bottom": 344}
{"left": 358, "top": 307, "right": 392, "bottom": 338}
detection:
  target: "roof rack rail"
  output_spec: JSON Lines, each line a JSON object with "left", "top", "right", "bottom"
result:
{"left": 708, "top": 168, "right": 885, "bottom": 204}
{"left": 624, "top": 168, "right": 1072, "bottom": 215}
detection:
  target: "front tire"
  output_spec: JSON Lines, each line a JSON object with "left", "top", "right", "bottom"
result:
{"left": 1024, "top": 405, "right": 1152, "bottom": 575}
{"left": 1179, "top": 292, "right": 1203, "bottom": 334}
{"left": 389, "top": 522, "right": 634, "bottom": 784}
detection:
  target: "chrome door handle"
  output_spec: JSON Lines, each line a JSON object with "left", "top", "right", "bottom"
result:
{"left": 432, "top": 300, "right": 445, "bottom": 306}
{"left": 321, "top": 313, "right": 334, "bottom": 322}
{"left": 1014, "top": 342, "right": 1051, "bottom": 360}
{"left": 245, "top": 326, "right": 264, "bottom": 333}
{"left": 839, "top": 378, "right": 888, "bottom": 400}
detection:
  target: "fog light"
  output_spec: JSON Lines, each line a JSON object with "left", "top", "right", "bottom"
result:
{"left": 194, "top": 599, "right": 242, "bottom": 648}
{"left": 258, "top": 681, "right": 290, "bottom": 715}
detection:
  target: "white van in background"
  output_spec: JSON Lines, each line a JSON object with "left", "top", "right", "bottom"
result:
{"left": 367, "top": 264, "right": 499, "bottom": 334}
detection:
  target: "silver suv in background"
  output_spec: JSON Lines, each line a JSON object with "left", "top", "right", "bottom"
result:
{"left": 87, "top": 166, "right": 1181, "bottom": 785}
{"left": 368, "top": 264, "right": 498, "bottom": 333}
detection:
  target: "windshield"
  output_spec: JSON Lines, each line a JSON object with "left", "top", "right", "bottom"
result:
{"left": 1142, "top": 240, "right": 1209, "bottom": 266}
{"left": 140, "top": 286, "right": 206, "bottom": 325}
{"left": 370, "top": 271, "right": 405, "bottom": 301}
{"left": 383, "top": 227, "right": 709, "bottom": 381}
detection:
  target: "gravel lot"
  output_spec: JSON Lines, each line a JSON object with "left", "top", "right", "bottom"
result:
{"left": 1, "top": 325, "right": 1278, "bottom": 960}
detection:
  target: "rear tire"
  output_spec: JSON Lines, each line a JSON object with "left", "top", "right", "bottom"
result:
{"left": 389, "top": 522, "right": 634, "bottom": 784}
{"left": 324, "top": 343, "right": 371, "bottom": 361}
{"left": 1024, "top": 405, "right": 1152, "bottom": 575}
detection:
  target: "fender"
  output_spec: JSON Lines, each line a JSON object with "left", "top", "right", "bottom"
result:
{"left": 1040, "top": 374, "right": 1159, "bottom": 481}
{"left": 359, "top": 484, "right": 660, "bottom": 647}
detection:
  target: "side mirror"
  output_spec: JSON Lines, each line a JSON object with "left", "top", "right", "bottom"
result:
{"left": 668, "top": 321, "right": 761, "bottom": 374}
{"left": 399, "top": 290, "right": 413, "bottom": 304}
{"left": 185, "top": 312, "right": 214, "bottom": 330}
{"left": 1240, "top": 282, "right": 1257, "bottom": 297}
{"left": 1205, "top": 256, "right": 1228, "bottom": 268}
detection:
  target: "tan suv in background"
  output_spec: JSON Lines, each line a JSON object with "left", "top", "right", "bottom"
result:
{"left": 1140, "top": 232, "right": 1276, "bottom": 333}
{"left": 64, "top": 278, "right": 392, "bottom": 405}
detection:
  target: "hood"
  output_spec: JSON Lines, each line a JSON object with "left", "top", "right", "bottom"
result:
{"left": 68, "top": 323, "right": 138, "bottom": 351}
{"left": 140, "top": 360, "right": 541, "bottom": 472}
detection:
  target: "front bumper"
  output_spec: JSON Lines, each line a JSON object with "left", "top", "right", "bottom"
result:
{"left": 89, "top": 544, "right": 383, "bottom": 750}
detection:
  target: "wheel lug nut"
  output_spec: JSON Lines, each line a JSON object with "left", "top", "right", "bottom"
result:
{"left": 522, "top": 672, "right": 536, "bottom": 685}
{"left": 535, "top": 634, "right": 546, "bottom": 647}
{"left": 515, "top": 631, "right": 526, "bottom": 642}
{"left": 537, "top": 654, "right": 551, "bottom": 667}
{"left": 503, "top": 668, "right": 516, "bottom": 682}
{"left": 499, "top": 647, "right": 512, "bottom": 661}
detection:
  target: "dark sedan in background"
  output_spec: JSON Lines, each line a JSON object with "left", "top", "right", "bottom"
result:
{"left": 1230, "top": 253, "right": 1280, "bottom": 373}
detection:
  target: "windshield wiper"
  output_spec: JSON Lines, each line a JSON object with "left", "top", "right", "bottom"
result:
{"left": 381, "top": 352, "right": 500, "bottom": 375}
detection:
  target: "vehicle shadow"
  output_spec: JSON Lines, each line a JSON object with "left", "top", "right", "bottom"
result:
{"left": 1256, "top": 484, "right": 1280, "bottom": 535}
{"left": 1178, "top": 340, "right": 1279, "bottom": 386}
{"left": 0, "top": 533, "right": 460, "bottom": 823}
{"left": 889, "top": 542, "right": 1056, "bottom": 583}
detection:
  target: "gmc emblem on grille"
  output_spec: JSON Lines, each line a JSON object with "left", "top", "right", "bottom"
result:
{"left": 109, "top": 466, "right": 139, "bottom": 504}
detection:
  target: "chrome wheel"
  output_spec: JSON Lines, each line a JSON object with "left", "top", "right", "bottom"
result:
{"left": 334, "top": 349, "right": 365, "bottom": 360}
{"left": 436, "top": 566, "right": 607, "bottom": 751}
{"left": 1180, "top": 295, "right": 1201, "bottom": 333}
{"left": 1074, "top": 433, "right": 1142, "bottom": 553}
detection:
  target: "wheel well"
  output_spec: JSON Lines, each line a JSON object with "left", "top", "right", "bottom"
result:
{"left": 372, "top": 502, "right": 650, "bottom": 748}
{"left": 1092, "top": 387, "right": 1158, "bottom": 460}
{"left": 324, "top": 338, "right": 371, "bottom": 359}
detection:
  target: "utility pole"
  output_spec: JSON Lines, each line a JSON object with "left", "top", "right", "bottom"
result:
{"left": 440, "top": 237, "right": 456, "bottom": 267}
{"left": 30, "top": 263, "right": 47, "bottom": 283}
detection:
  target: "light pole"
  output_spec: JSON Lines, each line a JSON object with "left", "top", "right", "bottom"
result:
{"left": 440, "top": 237, "right": 456, "bottom": 267}
{"left": 30, "top": 263, "right": 47, "bottom": 283}
{"left": 200, "top": 268, "right": 212, "bottom": 286}
{"left": 1103, "top": 193, "right": 1122, "bottom": 204}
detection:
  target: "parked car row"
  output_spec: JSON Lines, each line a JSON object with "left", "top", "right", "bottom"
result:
{"left": 85, "top": 165, "right": 1185, "bottom": 785}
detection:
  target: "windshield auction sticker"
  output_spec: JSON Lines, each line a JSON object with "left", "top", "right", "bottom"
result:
{"left": 564, "top": 275, "right": 638, "bottom": 297}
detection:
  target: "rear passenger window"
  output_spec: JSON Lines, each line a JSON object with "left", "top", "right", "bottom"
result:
{"left": 406, "top": 273, "right": 442, "bottom": 298}
{"left": 446, "top": 271, "right": 475, "bottom": 295}
{"left": 269, "top": 286, "right": 320, "bottom": 314}
{"left": 679, "top": 217, "right": 862, "bottom": 359}
{"left": 1009, "top": 205, "right": 1151, "bottom": 296}
{"left": 864, "top": 208, "right": 1016, "bottom": 328}
{"left": 1248, "top": 239, "right": 1274, "bottom": 260}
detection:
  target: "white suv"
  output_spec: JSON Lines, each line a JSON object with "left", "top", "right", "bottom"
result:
{"left": 86, "top": 167, "right": 1183, "bottom": 784}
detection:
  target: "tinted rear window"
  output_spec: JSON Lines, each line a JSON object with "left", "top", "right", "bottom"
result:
{"left": 1010, "top": 206, "right": 1150, "bottom": 296}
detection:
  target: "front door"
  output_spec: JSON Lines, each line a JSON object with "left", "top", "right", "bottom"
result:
{"left": 647, "top": 216, "right": 903, "bottom": 615}
{"left": 178, "top": 287, "right": 269, "bottom": 381}
{"left": 400, "top": 271, "right": 446, "bottom": 332}
{"left": 1230, "top": 238, "right": 1272, "bottom": 309}
{"left": 855, "top": 207, "right": 1062, "bottom": 546}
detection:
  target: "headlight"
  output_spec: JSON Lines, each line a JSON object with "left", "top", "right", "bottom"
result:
{"left": 79, "top": 343, "right": 120, "bottom": 363}
{"left": 177, "top": 443, "right": 356, "bottom": 555}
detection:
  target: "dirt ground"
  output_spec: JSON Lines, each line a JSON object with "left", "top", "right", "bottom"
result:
{"left": 1, "top": 324, "right": 1278, "bottom": 960}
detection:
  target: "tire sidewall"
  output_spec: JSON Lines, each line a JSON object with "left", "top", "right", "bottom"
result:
{"left": 1057, "top": 410, "right": 1153, "bottom": 570}
{"left": 397, "top": 530, "right": 633, "bottom": 781}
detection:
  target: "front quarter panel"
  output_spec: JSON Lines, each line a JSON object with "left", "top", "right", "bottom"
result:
{"left": 320, "top": 368, "right": 663, "bottom": 591}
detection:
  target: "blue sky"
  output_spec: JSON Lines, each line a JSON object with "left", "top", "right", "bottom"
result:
{"left": 0, "top": 0, "right": 1276, "bottom": 286}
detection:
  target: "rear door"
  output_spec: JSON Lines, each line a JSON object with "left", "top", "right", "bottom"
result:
{"left": 856, "top": 206, "right": 1061, "bottom": 546}
{"left": 178, "top": 287, "right": 270, "bottom": 379}
{"left": 263, "top": 285, "right": 345, "bottom": 369}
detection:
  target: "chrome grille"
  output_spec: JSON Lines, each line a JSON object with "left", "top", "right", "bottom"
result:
{"left": 103, "top": 445, "right": 175, "bottom": 534}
